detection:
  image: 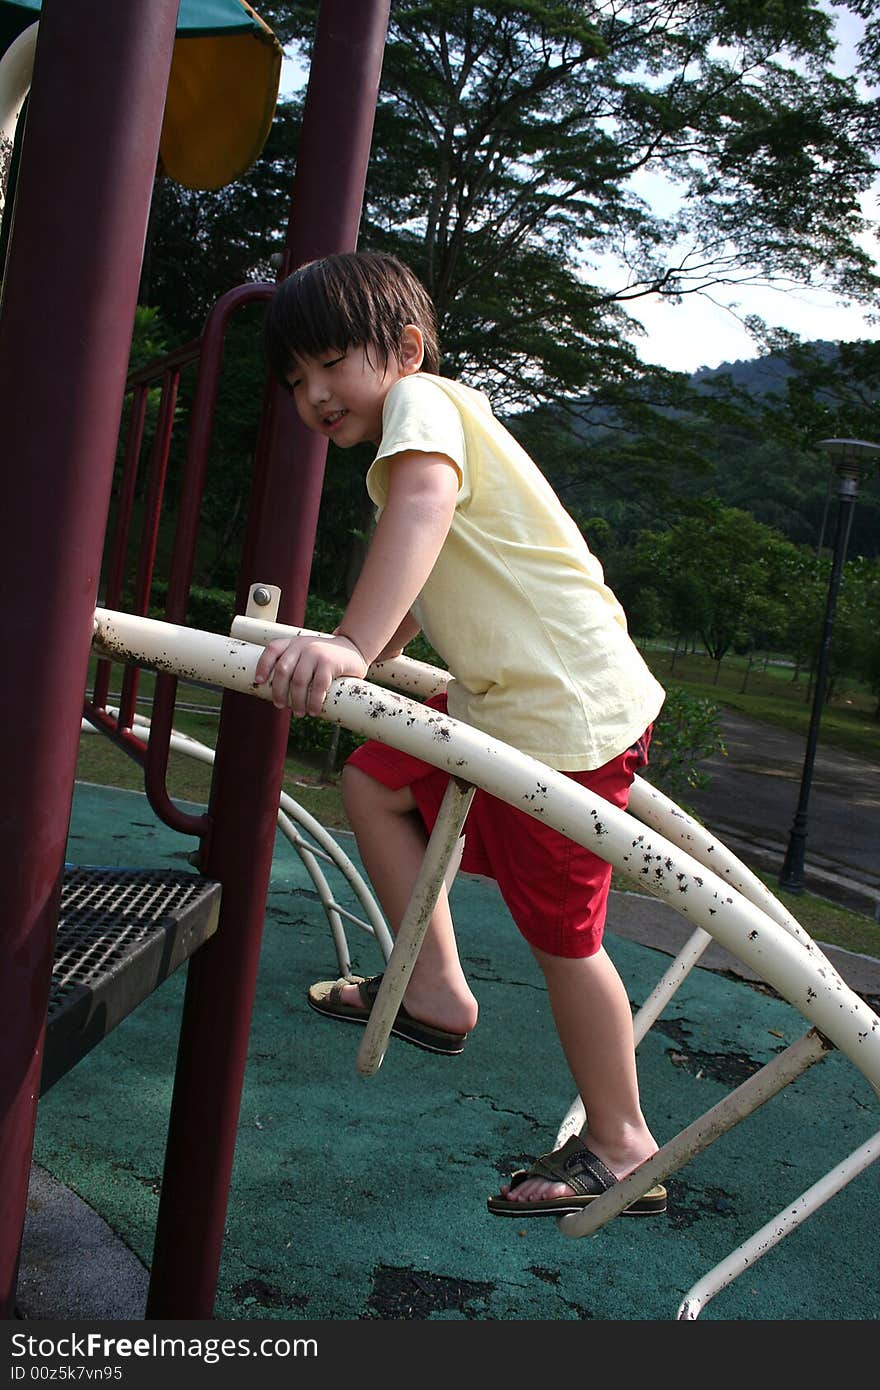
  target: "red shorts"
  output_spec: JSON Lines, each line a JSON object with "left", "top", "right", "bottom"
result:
{"left": 345, "top": 695, "right": 651, "bottom": 959}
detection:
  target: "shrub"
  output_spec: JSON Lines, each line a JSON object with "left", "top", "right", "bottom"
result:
{"left": 643, "top": 687, "right": 726, "bottom": 802}
{"left": 148, "top": 581, "right": 236, "bottom": 635}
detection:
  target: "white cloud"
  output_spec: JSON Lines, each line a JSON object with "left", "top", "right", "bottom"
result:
{"left": 625, "top": 275, "right": 879, "bottom": 373}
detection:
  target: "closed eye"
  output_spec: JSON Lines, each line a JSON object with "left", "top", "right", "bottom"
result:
{"left": 286, "top": 351, "right": 345, "bottom": 392}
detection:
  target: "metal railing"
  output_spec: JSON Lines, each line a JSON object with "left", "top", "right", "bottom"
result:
{"left": 85, "top": 281, "right": 275, "bottom": 836}
{"left": 90, "top": 592, "right": 880, "bottom": 1320}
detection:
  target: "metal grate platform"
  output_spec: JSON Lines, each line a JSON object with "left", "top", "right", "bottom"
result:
{"left": 41, "top": 867, "right": 222, "bottom": 1095}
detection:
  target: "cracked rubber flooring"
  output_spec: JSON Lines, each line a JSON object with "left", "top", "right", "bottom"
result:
{"left": 31, "top": 782, "right": 880, "bottom": 1322}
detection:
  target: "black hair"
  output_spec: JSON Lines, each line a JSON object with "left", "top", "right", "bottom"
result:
{"left": 264, "top": 251, "right": 440, "bottom": 385}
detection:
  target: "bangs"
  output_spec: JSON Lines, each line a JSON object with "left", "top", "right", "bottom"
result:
{"left": 277, "top": 262, "right": 375, "bottom": 363}
{"left": 264, "top": 252, "right": 440, "bottom": 384}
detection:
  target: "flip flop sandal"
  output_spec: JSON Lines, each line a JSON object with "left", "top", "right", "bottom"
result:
{"left": 487, "top": 1134, "right": 667, "bottom": 1217}
{"left": 307, "top": 974, "right": 468, "bottom": 1056}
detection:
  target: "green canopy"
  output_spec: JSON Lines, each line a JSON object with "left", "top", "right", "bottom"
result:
{"left": 0, "top": 0, "right": 283, "bottom": 189}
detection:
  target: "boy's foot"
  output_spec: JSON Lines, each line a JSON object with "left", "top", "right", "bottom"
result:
{"left": 307, "top": 974, "right": 471, "bottom": 1056}
{"left": 487, "top": 1134, "right": 667, "bottom": 1217}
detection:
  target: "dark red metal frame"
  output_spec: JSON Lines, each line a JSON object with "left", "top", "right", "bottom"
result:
{"left": 0, "top": 0, "right": 393, "bottom": 1320}
{"left": 85, "top": 281, "right": 275, "bottom": 839}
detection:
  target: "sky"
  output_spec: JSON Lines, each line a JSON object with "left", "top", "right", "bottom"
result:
{"left": 279, "top": 6, "right": 879, "bottom": 375}
{"left": 613, "top": 192, "right": 879, "bottom": 374}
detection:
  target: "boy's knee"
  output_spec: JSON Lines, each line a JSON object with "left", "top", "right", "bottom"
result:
{"left": 341, "top": 762, "right": 370, "bottom": 813}
{"left": 341, "top": 763, "right": 390, "bottom": 818}
{"left": 341, "top": 763, "right": 416, "bottom": 821}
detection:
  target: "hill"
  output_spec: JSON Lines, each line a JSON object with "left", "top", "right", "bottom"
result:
{"left": 690, "top": 339, "right": 840, "bottom": 396}
{"left": 513, "top": 337, "right": 879, "bottom": 559}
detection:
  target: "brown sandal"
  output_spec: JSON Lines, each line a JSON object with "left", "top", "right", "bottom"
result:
{"left": 307, "top": 974, "right": 468, "bottom": 1056}
{"left": 487, "top": 1135, "right": 667, "bottom": 1217}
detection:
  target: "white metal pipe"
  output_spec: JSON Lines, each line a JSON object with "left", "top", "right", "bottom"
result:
{"left": 233, "top": 616, "right": 824, "bottom": 979}
{"left": 559, "top": 1028, "right": 834, "bottom": 1236}
{"left": 627, "top": 775, "right": 843, "bottom": 978}
{"left": 222, "top": 622, "right": 809, "bottom": 1055}
{"left": 91, "top": 608, "right": 880, "bottom": 1093}
{"left": 234, "top": 614, "right": 819, "bottom": 953}
{"left": 632, "top": 927, "right": 715, "bottom": 1045}
{"left": 274, "top": 790, "right": 392, "bottom": 959}
{"left": 676, "top": 1127, "right": 880, "bottom": 1320}
{"left": 276, "top": 809, "right": 352, "bottom": 975}
{"left": 231, "top": 614, "right": 449, "bottom": 700}
{"left": 355, "top": 775, "right": 476, "bottom": 1076}
{"left": 83, "top": 701, "right": 393, "bottom": 963}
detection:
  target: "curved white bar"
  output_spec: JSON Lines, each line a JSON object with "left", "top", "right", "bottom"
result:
{"left": 676, "top": 1127, "right": 880, "bottom": 1319}
{"left": 91, "top": 606, "right": 880, "bottom": 1095}
{"left": 627, "top": 776, "right": 831, "bottom": 952}
{"left": 81, "top": 700, "right": 394, "bottom": 964}
{"left": 0, "top": 21, "right": 36, "bottom": 217}
{"left": 230, "top": 614, "right": 449, "bottom": 699}
{"left": 233, "top": 615, "right": 820, "bottom": 950}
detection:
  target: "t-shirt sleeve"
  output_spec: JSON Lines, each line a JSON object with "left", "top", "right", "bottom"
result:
{"left": 366, "top": 375, "right": 469, "bottom": 509}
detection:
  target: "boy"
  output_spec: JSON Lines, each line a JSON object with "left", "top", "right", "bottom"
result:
{"left": 255, "top": 251, "right": 667, "bottom": 1217}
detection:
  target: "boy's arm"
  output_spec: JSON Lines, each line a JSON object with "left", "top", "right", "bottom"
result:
{"left": 370, "top": 610, "right": 421, "bottom": 662}
{"left": 254, "top": 451, "right": 457, "bottom": 716}
{"left": 336, "top": 451, "right": 456, "bottom": 659}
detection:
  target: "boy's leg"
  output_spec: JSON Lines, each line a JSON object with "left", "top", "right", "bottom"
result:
{"left": 499, "top": 945, "right": 657, "bottom": 1205}
{"left": 333, "top": 764, "right": 479, "bottom": 1036}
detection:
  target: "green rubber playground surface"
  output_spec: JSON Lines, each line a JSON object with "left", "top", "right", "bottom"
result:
{"left": 32, "top": 780, "right": 880, "bottom": 1322}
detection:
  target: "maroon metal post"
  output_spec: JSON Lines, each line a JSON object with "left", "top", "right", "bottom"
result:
{"left": 0, "top": 0, "right": 180, "bottom": 1319}
{"left": 255, "top": 0, "right": 393, "bottom": 620}
{"left": 145, "top": 0, "right": 392, "bottom": 1318}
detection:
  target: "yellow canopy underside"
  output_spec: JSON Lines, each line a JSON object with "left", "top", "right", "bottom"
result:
{"left": 160, "top": 22, "right": 282, "bottom": 191}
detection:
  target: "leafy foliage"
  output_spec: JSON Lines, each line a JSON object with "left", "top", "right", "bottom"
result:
{"left": 644, "top": 687, "right": 727, "bottom": 801}
{"left": 123, "top": 3, "right": 880, "bottom": 743}
{"left": 630, "top": 504, "right": 805, "bottom": 663}
{"left": 275, "top": 1, "right": 879, "bottom": 413}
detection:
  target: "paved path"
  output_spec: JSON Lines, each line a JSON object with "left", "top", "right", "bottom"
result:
{"left": 681, "top": 711, "right": 880, "bottom": 917}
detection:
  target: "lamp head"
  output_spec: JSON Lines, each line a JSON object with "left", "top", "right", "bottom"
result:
{"left": 815, "top": 438, "right": 880, "bottom": 484}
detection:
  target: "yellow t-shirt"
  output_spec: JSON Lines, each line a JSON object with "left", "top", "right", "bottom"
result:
{"left": 366, "top": 373, "right": 665, "bottom": 771}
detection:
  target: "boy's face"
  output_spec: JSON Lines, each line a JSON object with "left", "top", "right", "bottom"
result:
{"left": 287, "top": 326, "right": 423, "bottom": 449}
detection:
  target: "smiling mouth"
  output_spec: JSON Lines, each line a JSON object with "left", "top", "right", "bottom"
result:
{"left": 323, "top": 409, "right": 347, "bottom": 427}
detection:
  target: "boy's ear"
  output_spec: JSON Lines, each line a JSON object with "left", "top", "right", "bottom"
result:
{"left": 400, "top": 324, "right": 425, "bottom": 375}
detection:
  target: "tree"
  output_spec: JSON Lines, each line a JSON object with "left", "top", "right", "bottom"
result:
{"left": 646, "top": 338, "right": 880, "bottom": 559}
{"left": 138, "top": 101, "right": 301, "bottom": 339}
{"left": 633, "top": 503, "right": 803, "bottom": 670}
{"left": 755, "top": 339, "right": 880, "bottom": 559}
{"left": 142, "top": 3, "right": 880, "bottom": 407}
{"left": 135, "top": 3, "right": 880, "bottom": 600}
{"left": 776, "top": 544, "right": 829, "bottom": 684}
{"left": 272, "top": 1, "right": 879, "bottom": 413}
{"left": 826, "top": 554, "right": 880, "bottom": 711}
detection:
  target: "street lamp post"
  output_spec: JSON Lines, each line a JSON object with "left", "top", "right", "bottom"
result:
{"left": 779, "top": 437, "right": 880, "bottom": 895}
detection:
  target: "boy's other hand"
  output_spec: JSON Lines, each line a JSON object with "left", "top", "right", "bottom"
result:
{"left": 253, "top": 634, "right": 368, "bottom": 718}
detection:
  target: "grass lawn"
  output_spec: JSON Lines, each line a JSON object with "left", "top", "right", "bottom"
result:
{"left": 640, "top": 642, "right": 880, "bottom": 762}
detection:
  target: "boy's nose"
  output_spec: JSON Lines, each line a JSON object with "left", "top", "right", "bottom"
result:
{"left": 308, "top": 375, "right": 331, "bottom": 404}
